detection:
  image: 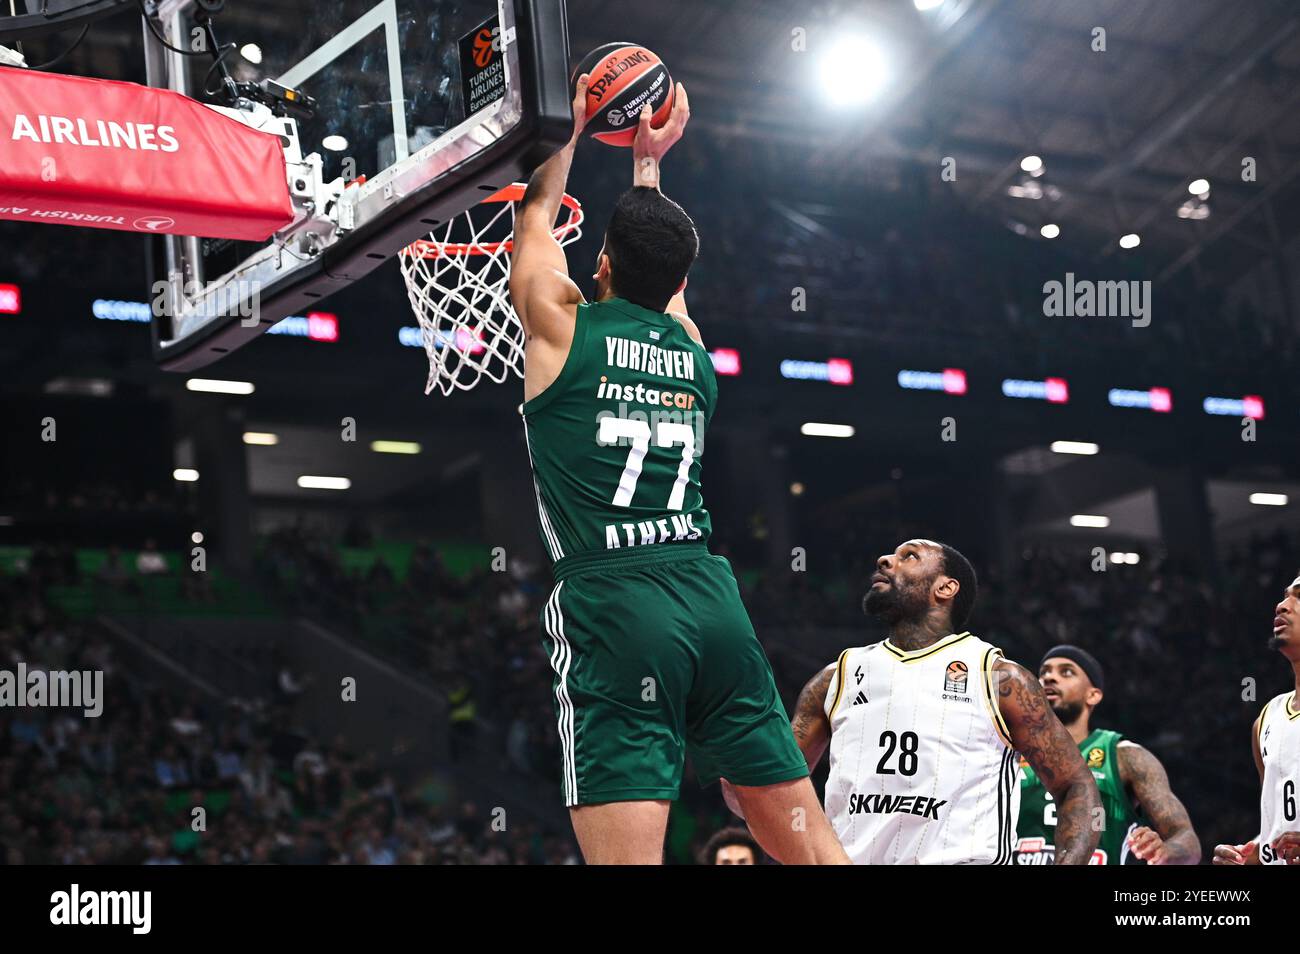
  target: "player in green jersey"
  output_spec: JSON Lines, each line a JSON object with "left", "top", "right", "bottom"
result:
{"left": 1014, "top": 645, "right": 1200, "bottom": 864}
{"left": 507, "top": 73, "right": 848, "bottom": 865}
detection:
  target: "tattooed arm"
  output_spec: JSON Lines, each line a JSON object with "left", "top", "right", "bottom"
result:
{"left": 1117, "top": 742, "right": 1201, "bottom": 865}
{"left": 996, "top": 659, "right": 1101, "bottom": 865}
{"left": 791, "top": 664, "right": 837, "bottom": 771}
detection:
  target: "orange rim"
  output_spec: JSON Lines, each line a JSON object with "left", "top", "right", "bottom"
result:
{"left": 406, "top": 184, "right": 583, "bottom": 258}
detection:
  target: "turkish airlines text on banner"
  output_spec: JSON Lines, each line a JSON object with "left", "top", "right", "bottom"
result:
{"left": 0, "top": 71, "right": 293, "bottom": 240}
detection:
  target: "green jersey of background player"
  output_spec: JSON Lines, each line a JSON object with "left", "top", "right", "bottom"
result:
{"left": 1014, "top": 644, "right": 1201, "bottom": 865}
{"left": 508, "top": 70, "right": 848, "bottom": 865}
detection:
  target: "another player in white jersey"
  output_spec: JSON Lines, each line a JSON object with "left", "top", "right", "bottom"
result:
{"left": 783, "top": 539, "right": 1101, "bottom": 864}
{"left": 1214, "top": 572, "right": 1300, "bottom": 865}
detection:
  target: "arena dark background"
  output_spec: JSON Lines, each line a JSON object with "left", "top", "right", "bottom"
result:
{"left": 3, "top": 0, "right": 1300, "bottom": 864}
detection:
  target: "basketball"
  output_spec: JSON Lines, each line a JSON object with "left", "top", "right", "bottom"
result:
{"left": 571, "top": 42, "right": 675, "bottom": 147}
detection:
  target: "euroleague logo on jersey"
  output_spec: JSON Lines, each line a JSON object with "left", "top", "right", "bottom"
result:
{"left": 943, "top": 660, "right": 968, "bottom": 695}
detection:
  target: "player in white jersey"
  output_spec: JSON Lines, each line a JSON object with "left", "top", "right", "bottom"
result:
{"left": 1213, "top": 572, "right": 1300, "bottom": 865}
{"left": 781, "top": 539, "right": 1101, "bottom": 864}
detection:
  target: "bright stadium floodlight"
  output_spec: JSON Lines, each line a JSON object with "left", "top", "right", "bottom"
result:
{"left": 187, "top": 378, "right": 255, "bottom": 395}
{"left": 1040, "top": 223, "right": 1060, "bottom": 239}
{"left": 801, "top": 422, "right": 856, "bottom": 438}
{"left": 298, "top": 476, "right": 351, "bottom": 490}
{"left": 1119, "top": 233, "right": 1141, "bottom": 249}
{"left": 1249, "top": 493, "right": 1288, "bottom": 507}
{"left": 820, "top": 34, "right": 889, "bottom": 107}
{"left": 1070, "top": 514, "right": 1110, "bottom": 528}
{"left": 1051, "top": 440, "right": 1099, "bottom": 455}
{"left": 173, "top": 468, "right": 199, "bottom": 482}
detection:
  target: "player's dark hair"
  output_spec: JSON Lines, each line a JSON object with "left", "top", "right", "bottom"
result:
{"left": 936, "top": 542, "right": 978, "bottom": 629}
{"left": 604, "top": 187, "right": 699, "bottom": 311}
{"left": 699, "top": 826, "right": 763, "bottom": 865}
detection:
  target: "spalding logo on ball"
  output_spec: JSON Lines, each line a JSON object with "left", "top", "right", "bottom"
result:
{"left": 572, "top": 42, "right": 674, "bottom": 147}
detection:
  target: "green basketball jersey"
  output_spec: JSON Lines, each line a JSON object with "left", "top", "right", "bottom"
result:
{"left": 1014, "top": 728, "right": 1146, "bottom": 865}
{"left": 522, "top": 297, "right": 717, "bottom": 568}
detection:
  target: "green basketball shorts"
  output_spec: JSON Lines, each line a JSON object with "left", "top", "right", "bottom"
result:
{"left": 539, "top": 544, "right": 808, "bottom": 807}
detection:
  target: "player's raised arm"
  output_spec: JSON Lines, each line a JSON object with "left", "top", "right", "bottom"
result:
{"left": 631, "top": 81, "right": 689, "bottom": 193}
{"left": 996, "top": 659, "right": 1101, "bottom": 865}
{"left": 790, "top": 663, "right": 836, "bottom": 771}
{"left": 1117, "top": 742, "right": 1201, "bottom": 865}
{"left": 629, "top": 83, "right": 697, "bottom": 332}
{"left": 509, "top": 74, "right": 589, "bottom": 342}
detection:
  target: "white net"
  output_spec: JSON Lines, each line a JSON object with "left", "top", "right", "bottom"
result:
{"left": 399, "top": 184, "right": 584, "bottom": 396}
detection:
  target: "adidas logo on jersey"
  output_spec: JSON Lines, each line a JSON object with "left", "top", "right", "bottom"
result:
{"left": 852, "top": 691, "right": 868, "bottom": 706}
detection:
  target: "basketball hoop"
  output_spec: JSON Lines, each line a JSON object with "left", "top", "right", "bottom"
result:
{"left": 400, "top": 183, "right": 584, "bottom": 396}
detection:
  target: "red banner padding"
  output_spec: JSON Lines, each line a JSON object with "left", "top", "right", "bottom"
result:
{"left": 0, "top": 70, "right": 293, "bottom": 240}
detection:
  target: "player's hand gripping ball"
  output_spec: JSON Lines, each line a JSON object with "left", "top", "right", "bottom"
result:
{"left": 571, "top": 42, "right": 674, "bottom": 147}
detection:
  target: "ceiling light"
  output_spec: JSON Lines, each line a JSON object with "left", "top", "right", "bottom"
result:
{"left": 298, "top": 475, "right": 351, "bottom": 490}
{"left": 187, "top": 378, "right": 255, "bottom": 395}
{"left": 1070, "top": 514, "right": 1110, "bottom": 528}
{"left": 800, "top": 422, "right": 856, "bottom": 438}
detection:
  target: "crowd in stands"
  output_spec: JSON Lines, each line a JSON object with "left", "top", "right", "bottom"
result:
{"left": 0, "top": 562, "right": 579, "bottom": 865}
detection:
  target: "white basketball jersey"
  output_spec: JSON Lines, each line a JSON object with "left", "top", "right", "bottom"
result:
{"left": 823, "top": 631, "right": 1019, "bottom": 865}
{"left": 1256, "top": 691, "right": 1300, "bottom": 865}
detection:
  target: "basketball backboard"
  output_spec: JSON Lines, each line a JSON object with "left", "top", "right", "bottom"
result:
{"left": 144, "top": 0, "right": 571, "bottom": 370}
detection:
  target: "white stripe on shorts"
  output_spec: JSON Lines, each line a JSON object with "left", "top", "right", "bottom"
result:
{"left": 544, "top": 582, "right": 577, "bottom": 805}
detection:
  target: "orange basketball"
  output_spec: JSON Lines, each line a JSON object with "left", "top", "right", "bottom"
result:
{"left": 571, "top": 42, "right": 674, "bottom": 147}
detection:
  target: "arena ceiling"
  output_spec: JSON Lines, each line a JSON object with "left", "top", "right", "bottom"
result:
{"left": 11, "top": 0, "right": 1300, "bottom": 296}
{"left": 563, "top": 0, "right": 1300, "bottom": 292}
